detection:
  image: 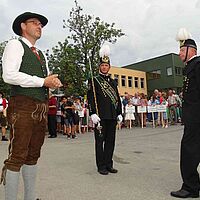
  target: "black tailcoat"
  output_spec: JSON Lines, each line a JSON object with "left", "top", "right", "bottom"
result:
{"left": 87, "top": 74, "right": 122, "bottom": 170}
{"left": 87, "top": 74, "right": 122, "bottom": 119}
{"left": 180, "top": 56, "right": 200, "bottom": 193}
{"left": 182, "top": 56, "right": 200, "bottom": 123}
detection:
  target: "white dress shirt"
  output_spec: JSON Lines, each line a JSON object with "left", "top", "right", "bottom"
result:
{"left": 2, "top": 37, "right": 49, "bottom": 88}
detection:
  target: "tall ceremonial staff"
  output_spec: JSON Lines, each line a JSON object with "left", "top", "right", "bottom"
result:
{"left": 88, "top": 54, "right": 102, "bottom": 136}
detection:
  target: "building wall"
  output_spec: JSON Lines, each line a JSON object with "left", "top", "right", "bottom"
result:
{"left": 123, "top": 53, "right": 185, "bottom": 94}
{"left": 109, "top": 66, "right": 147, "bottom": 96}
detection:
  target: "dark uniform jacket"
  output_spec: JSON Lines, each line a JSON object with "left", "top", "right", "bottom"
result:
{"left": 182, "top": 56, "right": 200, "bottom": 124}
{"left": 87, "top": 74, "right": 122, "bottom": 120}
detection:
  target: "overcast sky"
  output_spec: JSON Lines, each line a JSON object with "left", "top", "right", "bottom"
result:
{"left": 1, "top": 0, "right": 200, "bottom": 66}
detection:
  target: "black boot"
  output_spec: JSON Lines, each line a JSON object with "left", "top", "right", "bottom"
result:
{"left": 1, "top": 136, "right": 8, "bottom": 141}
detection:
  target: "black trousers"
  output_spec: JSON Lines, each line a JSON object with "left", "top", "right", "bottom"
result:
{"left": 181, "top": 123, "right": 200, "bottom": 193}
{"left": 94, "top": 119, "right": 117, "bottom": 170}
{"left": 48, "top": 115, "right": 57, "bottom": 137}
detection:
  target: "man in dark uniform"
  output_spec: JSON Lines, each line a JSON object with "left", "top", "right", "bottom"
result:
{"left": 87, "top": 45, "right": 122, "bottom": 175}
{"left": 171, "top": 29, "right": 200, "bottom": 198}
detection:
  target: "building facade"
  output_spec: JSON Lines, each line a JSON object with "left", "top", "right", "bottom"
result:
{"left": 123, "top": 53, "right": 184, "bottom": 95}
{"left": 109, "top": 66, "right": 147, "bottom": 96}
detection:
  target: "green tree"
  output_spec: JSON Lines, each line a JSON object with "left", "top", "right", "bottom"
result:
{"left": 48, "top": 0, "right": 124, "bottom": 96}
{"left": 0, "top": 41, "right": 11, "bottom": 97}
{"left": 47, "top": 39, "right": 85, "bottom": 96}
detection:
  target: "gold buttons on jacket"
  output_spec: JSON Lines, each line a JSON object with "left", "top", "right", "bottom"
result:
{"left": 184, "top": 77, "right": 189, "bottom": 93}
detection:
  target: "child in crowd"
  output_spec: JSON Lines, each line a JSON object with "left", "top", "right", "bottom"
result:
{"left": 149, "top": 94, "right": 160, "bottom": 127}
{"left": 79, "top": 102, "right": 88, "bottom": 133}
{"left": 161, "top": 92, "right": 169, "bottom": 128}
{"left": 124, "top": 100, "right": 135, "bottom": 128}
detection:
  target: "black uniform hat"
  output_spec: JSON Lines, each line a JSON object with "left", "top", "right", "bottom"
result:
{"left": 99, "top": 45, "right": 111, "bottom": 66}
{"left": 179, "top": 39, "right": 197, "bottom": 50}
{"left": 176, "top": 28, "right": 197, "bottom": 50}
{"left": 99, "top": 56, "right": 110, "bottom": 65}
{"left": 12, "top": 12, "right": 48, "bottom": 36}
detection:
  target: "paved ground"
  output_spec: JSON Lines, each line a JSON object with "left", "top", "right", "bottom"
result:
{"left": 0, "top": 124, "right": 195, "bottom": 200}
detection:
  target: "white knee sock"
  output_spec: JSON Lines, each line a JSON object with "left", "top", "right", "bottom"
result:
{"left": 5, "top": 169, "right": 20, "bottom": 200}
{"left": 22, "top": 164, "right": 37, "bottom": 200}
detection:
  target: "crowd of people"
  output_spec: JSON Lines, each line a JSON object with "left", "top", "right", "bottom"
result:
{"left": 121, "top": 89, "right": 183, "bottom": 129}
{"left": 47, "top": 94, "right": 89, "bottom": 139}
{"left": 46, "top": 87, "right": 183, "bottom": 140}
{"left": 0, "top": 87, "right": 184, "bottom": 143}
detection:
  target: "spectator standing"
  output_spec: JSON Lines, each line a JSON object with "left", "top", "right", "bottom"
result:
{"left": 0, "top": 92, "right": 8, "bottom": 141}
{"left": 122, "top": 92, "right": 129, "bottom": 112}
{"left": 131, "top": 92, "right": 141, "bottom": 127}
{"left": 74, "top": 97, "right": 82, "bottom": 134}
{"left": 56, "top": 96, "right": 63, "bottom": 134}
{"left": 173, "top": 90, "right": 182, "bottom": 123}
{"left": 160, "top": 92, "right": 168, "bottom": 128}
{"left": 62, "top": 97, "right": 77, "bottom": 139}
{"left": 79, "top": 102, "right": 87, "bottom": 133}
{"left": 139, "top": 93, "right": 148, "bottom": 127}
{"left": 48, "top": 92, "right": 57, "bottom": 138}
{"left": 124, "top": 100, "right": 135, "bottom": 128}
{"left": 179, "top": 91, "right": 184, "bottom": 124}
{"left": 167, "top": 89, "right": 178, "bottom": 125}
{"left": 151, "top": 94, "right": 160, "bottom": 127}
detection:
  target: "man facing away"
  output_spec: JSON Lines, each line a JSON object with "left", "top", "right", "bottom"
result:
{"left": 0, "top": 12, "right": 62, "bottom": 200}
{"left": 171, "top": 28, "right": 200, "bottom": 198}
{"left": 48, "top": 92, "right": 57, "bottom": 138}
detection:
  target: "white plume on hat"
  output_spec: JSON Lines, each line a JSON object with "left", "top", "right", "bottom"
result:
{"left": 99, "top": 44, "right": 110, "bottom": 57}
{"left": 176, "top": 28, "right": 192, "bottom": 41}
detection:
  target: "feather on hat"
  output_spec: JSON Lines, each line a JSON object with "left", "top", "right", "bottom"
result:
{"left": 99, "top": 45, "right": 111, "bottom": 65}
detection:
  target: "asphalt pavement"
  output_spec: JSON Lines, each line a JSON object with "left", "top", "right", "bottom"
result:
{"left": 0, "top": 124, "right": 195, "bottom": 200}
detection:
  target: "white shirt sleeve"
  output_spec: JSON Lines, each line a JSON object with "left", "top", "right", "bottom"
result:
{"left": 2, "top": 39, "right": 45, "bottom": 87}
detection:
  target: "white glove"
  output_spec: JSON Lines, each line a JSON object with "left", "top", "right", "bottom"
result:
{"left": 91, "top": 114, "right": 101, "bottom": 124}
{"left": 117, "top": 114, "right": 123, "bottom": 123}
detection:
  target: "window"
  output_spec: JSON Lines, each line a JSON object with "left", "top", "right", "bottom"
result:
{"left": 114, "top": 74, "right": 119, "bottom": 85}
{"left": 128, "top": 76, "right": 133, "bottom": 88}
{"left": 167, "top": 67, "right": 172, "bottom": 76}
{"left": 134, "top": 77, "right": 139, "bottom": 88}
{"left": 121, "top": 75, "right": 126, "bottom": 87}
{"left": 140, "top": 78, "right": 145, "bottom": 88}
{"left": 175, "top": 67, "right": 182, "bottom": 75}
{"left": 146, "top": 70, "right": 161, "bottom": 80}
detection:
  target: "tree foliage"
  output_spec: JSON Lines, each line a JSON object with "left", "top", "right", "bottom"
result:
{"left": 47, "top": 40, "right": 86, "bottom": 96}
{"left": 48, "top": 0, "right": 125, "bottom": 96}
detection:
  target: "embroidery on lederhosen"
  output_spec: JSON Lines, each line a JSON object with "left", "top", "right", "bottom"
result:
{"left": 95, "top": 76, "right": 119, "bottom": 109}
{"left": 31, "top": 103, "right": 48, "bottom": 122}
